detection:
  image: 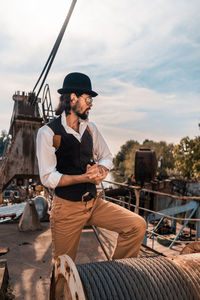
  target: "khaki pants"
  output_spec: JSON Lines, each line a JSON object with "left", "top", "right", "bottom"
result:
{"left": 50, "top": 194, "right": 146, "bottom": 261}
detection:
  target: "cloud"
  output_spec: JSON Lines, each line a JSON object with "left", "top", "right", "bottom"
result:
{"left": 0, "top": 0, "right": 200, "bottom": 155}
{"left": 89, "top": 78, "right": 200, "bottom": 154}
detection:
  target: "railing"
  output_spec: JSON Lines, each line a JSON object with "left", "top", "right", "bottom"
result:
{"left": 101, "top": 179, "right": 200, "bottom": 251}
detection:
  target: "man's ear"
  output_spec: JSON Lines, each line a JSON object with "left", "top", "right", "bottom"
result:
{"left": 70, "top": 93, "right": 76, "bottom": 102}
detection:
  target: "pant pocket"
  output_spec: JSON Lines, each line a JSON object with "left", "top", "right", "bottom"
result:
{"left": 50, "top": 197, "right": 64, "bottom": 220}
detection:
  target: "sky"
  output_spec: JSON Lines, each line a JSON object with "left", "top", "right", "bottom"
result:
{"left": 0, "top": 0, "right": 200, "bottom": 155}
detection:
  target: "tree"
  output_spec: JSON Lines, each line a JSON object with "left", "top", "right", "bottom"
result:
{"left": 174, "top": 136, "right": 200, "bottom": 180}
{"left": 113, "top": 139, "right": 175, "bottom": 180}
{"left": 113, "top": 140, "right": 139, "bottom": 174}
{"left": 142, "top": 140, "right": 175, "bottom": 178}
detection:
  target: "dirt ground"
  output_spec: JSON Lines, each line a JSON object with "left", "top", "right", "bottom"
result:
{"left": 0, "top": 221, "right": 107, "bottom": 300}
{"left": 0, "top": 219, "right": 187, "bottom": 299}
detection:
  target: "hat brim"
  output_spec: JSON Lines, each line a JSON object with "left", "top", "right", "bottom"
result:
{"left": 57, "top": 87, "right": 98, "bottom": 97}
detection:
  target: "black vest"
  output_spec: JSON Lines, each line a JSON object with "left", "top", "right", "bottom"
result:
{"left": 47, "top": 116, "right": 97, "bottom": 201}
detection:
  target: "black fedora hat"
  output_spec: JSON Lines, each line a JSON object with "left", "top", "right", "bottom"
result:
{"left": 57, "top": 72, "right": 98, "bottom": 97}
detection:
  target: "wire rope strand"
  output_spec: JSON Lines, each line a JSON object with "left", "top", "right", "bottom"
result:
{"left": 108, "top": 260, "right": 134, "bottom": 300}
{"left": 113, "top": 260, "right": 143, "bottom": 300}
{"left": 84, "top": 263, "right": 108, "bottom": 300}
{"left": 32, "top": 0, "right": 77, "bottom": 104}
{"left": 77, "top": 256, "right": 200, "bottom": 300}
{"left": 131, "top": 258, "right": 168, "bottom": 300}
{"left": 124, "top": 258, "right": 159, "bottom": 300}
{"left": 140, "top": 257, "right": 178, "bottom": 300}
{"left": 93, "top": 262, "right": 118, "bottom": 300}
{"left": 161, "top": 257, "right": 198, "bottom": 300}
{"left": 120, "top": 258, "right": 155, "bottom": 300}
{"left": 151, "top": 257, "right": 192, "bottom": 300}
{"left": 98, "top": 261, "right": 126, "bottom": 300}
{"left": 76, "top": 265, "right": 96, "bottom": 300}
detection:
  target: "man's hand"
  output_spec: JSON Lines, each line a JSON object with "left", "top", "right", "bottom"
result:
{"left": 57, "top": 163, "right": 109, "bottom": 187}
{"left": 98, "top": 165, "right": 109, "bottom": 177}
{"left": 85, "top": 163, "right": 109, "bottom": 185}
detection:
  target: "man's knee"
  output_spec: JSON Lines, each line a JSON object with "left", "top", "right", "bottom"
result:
{"left": 130, "top": 215, "right": 146, "bottom": 237}
{"left": 138, "top": 217, "right": 146, "bottom": 236}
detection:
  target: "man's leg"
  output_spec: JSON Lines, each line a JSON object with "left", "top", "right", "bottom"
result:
{"left": 88, "top": 197, "right": 146, "bottom": 259}
{"left": 50, "top": 195, "right": 93, "bottom": 261}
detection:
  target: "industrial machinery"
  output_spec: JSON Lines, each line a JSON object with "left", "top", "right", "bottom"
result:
{"left": 0, "top": 0, "right": 77, "bottom": 198}
{"left": 135, "top": 148, "right": 157, "bottom": 186}
{"left": 0, "top": 91, "right": 43, "bottom": 193}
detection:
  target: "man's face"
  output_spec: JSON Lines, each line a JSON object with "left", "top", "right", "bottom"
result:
{"left": 71, "top": 93, "right": 93, "bottom": 120}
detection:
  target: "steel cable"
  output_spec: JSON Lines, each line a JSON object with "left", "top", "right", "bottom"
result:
{"left": 119, "top": 258, "right": 152, "bottom": 300}
{"left": 77, "top": 256, "right": 199, "bottom": 300}
{"left": 113, "top": 260, "right": 144, "bottom": 300}
{"left": 148, "top": 257, "right": 188, "bottom": 299}
{"left": 77, "top": 264, "right": 96, "bottom": 300}
{"left": 106, "top": 261, "right": 132, "bottom": 300}
{"left": 94, "top": 262, "right": 117, "bottom": 300}
{"left": 158, "top": 257, "right": 198, "bottom": 300}
{"left": 31, "top": 0, "right": 77, "bottom": 105}
{"left": 84, "top": 262, "right": 108, "bottom": 300}
{"left": 122, "top": 258, "right": 160, "bottom": 300}
{"left": 140, "top": 257, "right": 177, "bottom": 300}
{"left": 120, "top": 258, "right": 166, "bottom": 300}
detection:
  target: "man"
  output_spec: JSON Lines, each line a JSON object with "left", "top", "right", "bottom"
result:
{"left": 36, "top": 72, "right": 146, "bottom": 262}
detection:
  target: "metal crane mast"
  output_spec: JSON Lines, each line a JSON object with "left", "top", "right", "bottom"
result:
{"left": 0, "top": 0, "right": 77, "bottom": 194}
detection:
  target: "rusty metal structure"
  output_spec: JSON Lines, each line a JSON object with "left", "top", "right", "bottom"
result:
{"left": 0, "top": 86, "right": 56, "bottom": 195}
{"left": 0, "top": 92, "right": 43, "bottom": 193}
{"left": 0, "top": 85, "right": 55, "bottom": 194}
{"left": 0, "top": 0, "right": 78, "bottom": 196}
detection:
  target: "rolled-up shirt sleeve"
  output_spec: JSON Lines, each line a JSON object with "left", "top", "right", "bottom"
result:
{"left": 88, "top": 122, "right": 113, "bottom": 170}
{"left": 36, "top": 125, "right": 62, "bottom": 188}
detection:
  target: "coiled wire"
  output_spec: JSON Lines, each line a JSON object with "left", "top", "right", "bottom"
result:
{"left": 77, "top": 256, "right": 200, "bottom": 300}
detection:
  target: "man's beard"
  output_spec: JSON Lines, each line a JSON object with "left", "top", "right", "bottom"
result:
{"left": 76, "top": 110, "right": 88, "bottom": 120}
{"left": 72, "top": 103, "right": 89, "bottom": 120}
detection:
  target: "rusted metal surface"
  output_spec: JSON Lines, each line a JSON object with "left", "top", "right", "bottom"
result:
{"left": 0, "top": 92, "right": 43, "bottom": 193}
{"left": 180, "top": 241, "right": 200, "bottom": 255}
{"left": 169, "top": 253, "right": 200, "bottom": 299}
{"left": 18, "top": 200, "right": 42, "bottom": 231}
{"left": 50, "top": 254, "right": 86, "bottom": 300}
{"left": 135, "top": 149, "right": 157, "bottom": 185}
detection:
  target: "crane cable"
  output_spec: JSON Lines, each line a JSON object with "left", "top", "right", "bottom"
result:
{"left": 31, "top": 0, "right": 77, "bottom": 105}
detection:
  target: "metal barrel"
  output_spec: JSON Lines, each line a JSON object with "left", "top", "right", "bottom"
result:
{"left": 50, "top": 253, "right": 200, "bottom": 300}
{"left": 135, "top": 148, "right": 157, "bottom": 185}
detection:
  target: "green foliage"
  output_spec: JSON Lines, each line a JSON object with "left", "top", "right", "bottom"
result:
{"left": 174, "top": 136, "right": 200, "bottom": 180}
{"left": 113, "top": 140, "right": 139, "bottom": 176}
{"left": 113, "top": 139, "right": 175, "bottom": 179}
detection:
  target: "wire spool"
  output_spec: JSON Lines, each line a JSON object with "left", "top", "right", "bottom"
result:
{"left": 50, "top": 254, "right": 200, "bottom": 300}
{"left": 50, "top": 254, "right": 86, "bottom": 300}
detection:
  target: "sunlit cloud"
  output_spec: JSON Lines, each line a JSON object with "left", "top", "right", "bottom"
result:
{"left": 0, "top": 0, "right": 200, "bottom": 155}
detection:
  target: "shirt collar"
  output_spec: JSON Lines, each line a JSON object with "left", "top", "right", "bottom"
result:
{"left": 61, "top": 112, "right": 89, "bottom": 137}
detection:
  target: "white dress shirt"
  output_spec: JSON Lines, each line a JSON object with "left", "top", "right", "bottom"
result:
{"left": 36, "top": 112, "right": 113, "bottom": 189}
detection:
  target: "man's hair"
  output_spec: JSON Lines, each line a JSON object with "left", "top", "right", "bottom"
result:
{"left": 55, "top": 92, "right": 82, "bottom": 116}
